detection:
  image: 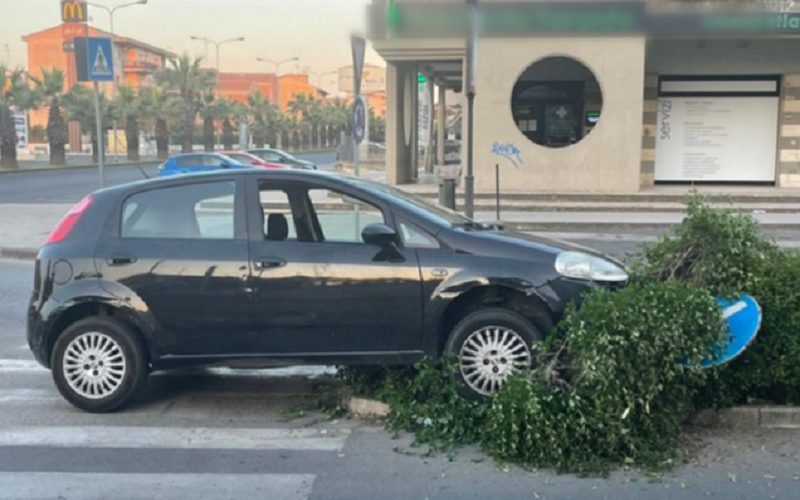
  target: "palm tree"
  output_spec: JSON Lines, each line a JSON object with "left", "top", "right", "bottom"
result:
{"left": 369, "top": 107, "right": 385, "bottom": 143}
{"left": 112, "top": 84, "right": 142, "bottom": 160}
{"left": 287, "top": 92, "right": 312, "bottom": 150}
{"left": 215, "top": 97, "right": 241, "bottom": 150}
{"left": 199, "top": 91, "right": 217, "bottom": 151}
{"left": 0, "top": 67, "right": 38, "bottom": 169}
{"left": 324, "top": 98, "right": 350, "bottom": 147}
{"left": 139, "top": 86, "right": 170, "bottom": 159}
{"left": 31, "top": 68, "right": 67, "bottom": 165}
{"left": 306, "top": 97, "right": 324, "bottom": 150}
{"left": 63, "top": 84, "right": 112, "bottom": 163}
{"left": 156, "top": 54, "right": 217, "bottom": 153}
{"left": 247, "top": 90, "right": 281, "bottom": 149}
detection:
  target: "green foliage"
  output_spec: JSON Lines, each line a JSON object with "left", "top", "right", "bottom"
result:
{"left": 634, "top": 196, "right": 777, "bottom": 296}
{"left": 338, "top": 195, "right": 800, "bottom": 472}
{"left": 485, "top": 282, "right": 724, "bottom": 473}
{"left": 713, "top": 251, "right": 800, "bottom": 404}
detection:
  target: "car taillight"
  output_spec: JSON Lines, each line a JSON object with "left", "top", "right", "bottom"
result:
{"left": 44, "top": 194, "right": 94, "bottom": 245}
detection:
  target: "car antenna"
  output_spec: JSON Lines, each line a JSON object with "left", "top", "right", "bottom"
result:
{"left": 136, "top": 164, "right": 151, "bottom": 180}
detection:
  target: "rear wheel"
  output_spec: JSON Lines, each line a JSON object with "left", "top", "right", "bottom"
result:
{"left": 51, "top": 317, "right": 147, "bottom": 413}
{"left": 445, "top": 308, "right": 540, "bottom": 399}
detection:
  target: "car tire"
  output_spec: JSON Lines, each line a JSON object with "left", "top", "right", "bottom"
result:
{"left": 445, "top": 308, "right": 541, "bottom": 400}
{"left": 51, "top": 317, "right": 147, "bottom": 413}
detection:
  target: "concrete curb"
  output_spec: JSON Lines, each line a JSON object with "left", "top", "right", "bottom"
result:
{"left": 0, "top": 160, "right": 162, "bottom": 175}
{"left": 693, "top": 406, "right": 800, "bottom": 430}
{"left": 346, "top": 397, "right": 391, "bottom": 419}
{"left": 0, "top": 248, "right": 38, "bottom": 260}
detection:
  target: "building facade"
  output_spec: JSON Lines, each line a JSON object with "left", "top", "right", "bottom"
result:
{"left": 369, "top": 0, "right": 800, "bottom": 191}
{"left": 23, "top": 23, "right": 174, "bottom": 130}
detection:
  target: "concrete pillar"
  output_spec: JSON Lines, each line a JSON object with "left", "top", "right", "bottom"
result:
{"left": 386, "top": 62, "right": 408, "bottom": 184}
{"left": 436, "top": 84, "right": 446, "bottom": 166}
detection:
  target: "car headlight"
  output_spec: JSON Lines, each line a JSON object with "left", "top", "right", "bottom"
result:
{"left": 554, "top": 251, "right": 628, "bottom": 282}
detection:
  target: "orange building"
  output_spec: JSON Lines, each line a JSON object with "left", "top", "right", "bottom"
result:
{"left": 23, "top": 23, "right": 174, "bottom": 130}
{"left": 217, "top": 72, "right": 276, "bottom": 105}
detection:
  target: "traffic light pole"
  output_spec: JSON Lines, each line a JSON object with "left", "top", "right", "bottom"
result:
{"left": 93, "top": 81, "right": 105, "bottom": 188}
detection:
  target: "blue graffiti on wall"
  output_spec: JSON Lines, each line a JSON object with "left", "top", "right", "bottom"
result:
{"left": 491, "top": 142, "right": 523, "bottom": 168}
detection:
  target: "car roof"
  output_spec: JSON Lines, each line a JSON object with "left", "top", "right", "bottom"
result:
{"left": 97, "top": 168, "right": 343, "bottom": 197}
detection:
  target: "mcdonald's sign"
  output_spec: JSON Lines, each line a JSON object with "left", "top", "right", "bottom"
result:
{"left": 61, "top": 0, "right": 87, "bottom": 23}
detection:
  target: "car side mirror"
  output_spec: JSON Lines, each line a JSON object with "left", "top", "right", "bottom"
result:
{"left": 362, "top": 223, "right": 398, "bottom": 247}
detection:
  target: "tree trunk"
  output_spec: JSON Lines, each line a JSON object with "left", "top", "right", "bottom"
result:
{"left": 182, "top": 110, "right": 193, "bottom": 153}
{"left": 156, "top": 118, "right": 169, "bottom": 159}
{"left": 222, "top": 118, "right": 235, "bottom": 150}
{"left": 0, "top": 106, "right": 18, "bottom": 169}
{"left": 125, "top": 115, "right": 140, "bottom": 161}
{"left": 203, "top": 116, "right": 214, "bottom": 152}
{"left": 48, "top": 97, "right": 67, "bottom": 166}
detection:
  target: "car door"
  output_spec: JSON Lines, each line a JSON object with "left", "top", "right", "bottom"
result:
{"left": 245, "top": 176, "right": 424, "bottom": 356}
{"left": 96, "top": 178, "right": 252, "bottom": 357}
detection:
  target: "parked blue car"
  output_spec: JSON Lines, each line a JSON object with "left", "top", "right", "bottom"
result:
{"left": 158, "top": 153, "right": 252, "bottom": 177}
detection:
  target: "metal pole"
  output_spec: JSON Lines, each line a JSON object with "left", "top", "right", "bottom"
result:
{"left": 495, "top": 163, "right": 500, "bottom": 221}
{"left": 93, "top": 81, "right": 105, "bottom": 188}
{"left": 110, "top": 12, "right": 119, "bottom": 164}
{"left": 464, "top": 0, "right": 478, "bottom": 219}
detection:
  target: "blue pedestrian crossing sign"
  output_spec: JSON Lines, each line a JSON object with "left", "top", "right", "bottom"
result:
{"left": 74, "top": 37, "right": 114, "bottom": 82}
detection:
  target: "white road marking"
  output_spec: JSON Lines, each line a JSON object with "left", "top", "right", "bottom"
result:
{"left": 0, "top": 389, "right": 59, "bottom": 403}
{"left": 0, "top": 472, "right": 315, "bottom": 500}
{"left": 0, "top": 358, "right": 338, "bottom": 379}
{"left": 0, "top": 359, "right": 45, "bottom": 372}
{"left": 0, "top": 426, "right": 350, "bottom": 451}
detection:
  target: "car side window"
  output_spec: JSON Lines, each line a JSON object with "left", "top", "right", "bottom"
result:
{"left": 266, "top": 152, "right": 281, "bottom": 162}
{"left": 399, "top": 220, "right": 440, "bottom": 249}
{"left": 121, "top": 181, "right": 236, "bottom": 240}
{"left": 176, "top": 155, "right": 201, "bottom": 167}
{"left": 259, "top": 187, "right": 299, "bottom": 241}
{"left": 307, "top": 188, "right": 385, "bottom": 244}
{"left": 203, "top": 155, "right": 224, "bottom": 167}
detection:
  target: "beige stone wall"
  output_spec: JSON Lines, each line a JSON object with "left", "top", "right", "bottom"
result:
{"left": 640, "top": 74, "right": 658, "bottom": 188}
{"left": 779, "top": 75, "right": 800, "bottom": 187}
{"left": 473, "top": 36, "right": 647, "bottom": 193}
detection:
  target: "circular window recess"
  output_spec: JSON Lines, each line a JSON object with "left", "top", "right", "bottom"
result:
{"left": 511, "top": 56, "right": 603, "bottom": 148}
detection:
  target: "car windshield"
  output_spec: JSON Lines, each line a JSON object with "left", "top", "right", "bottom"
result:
{"left": 346, "top": 177, "right": 484, "bottom": 228}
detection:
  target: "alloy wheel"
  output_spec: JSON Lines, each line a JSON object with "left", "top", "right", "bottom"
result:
{"left": 62, "top": 332, "right": 127, "bottom": 400}
{"left": 458, "top": 326, "right": 532, "bottom": 396}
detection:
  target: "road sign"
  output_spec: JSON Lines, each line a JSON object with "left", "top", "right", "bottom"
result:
{"left": 61, "top": 0, "right": 88, "bottom": 23}
{"left": 680, "top": 294, "right": 761, "bottom": 369}
{"left": 350, "top": 35, "right": 366, "bottom": 97}
{"left": 74, "top": 37, "right": 115, "bottom": 82}
{"left": 352, "top": 97, "right": 367, "bottom": 145}
{"left": 12, "top": 110, "right": 28, "bottom": 150}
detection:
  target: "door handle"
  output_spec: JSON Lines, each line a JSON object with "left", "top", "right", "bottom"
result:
{"left": 253, "top": 257, "right": 286, "bottom": 270}
{"left": 106, "top": 254, "right": 136, "bottom": 266}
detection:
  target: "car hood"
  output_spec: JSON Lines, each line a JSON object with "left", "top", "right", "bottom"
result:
{"left": 446, "top": 228, "right": 621, "bottom": 265}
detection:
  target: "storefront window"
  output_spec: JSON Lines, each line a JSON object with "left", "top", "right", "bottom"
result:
{"left": 511, "top": 56, "right": 603, "bottom": 148}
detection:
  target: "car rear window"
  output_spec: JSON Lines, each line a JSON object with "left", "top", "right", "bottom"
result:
{"left": 121, "top": 181, "right": 236, "bottom": 240}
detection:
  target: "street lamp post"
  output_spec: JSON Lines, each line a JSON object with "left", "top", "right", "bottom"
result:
{"left": 256, "top": 56, "right": 299, "bottom": 109}
{"left": 190, "top": 36, "right": 246, "bottom": 75}
{"left": 87, "top": 0, "right": 148, "bottom": 164}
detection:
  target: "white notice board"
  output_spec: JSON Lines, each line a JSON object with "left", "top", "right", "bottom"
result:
{"left": 655, "top": 97, "right": 778, "bottom": 183}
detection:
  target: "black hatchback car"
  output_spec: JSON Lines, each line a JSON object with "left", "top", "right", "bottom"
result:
{"left": 28, "top": 170, "right": 627, "bottom": 412}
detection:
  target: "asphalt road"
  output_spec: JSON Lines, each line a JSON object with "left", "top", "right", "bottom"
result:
{"left": 1, "top": 259, "right": 799, "bottom": 499}
{"left": 0, "top": 152, "right": 337, "bottom": 204}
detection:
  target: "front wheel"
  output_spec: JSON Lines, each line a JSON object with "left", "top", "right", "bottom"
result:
{"left": 445, "top": 308, "right": 541, "bottom": 399}
{"left": 51, "top": 317, "right": 147, "bottom": 413}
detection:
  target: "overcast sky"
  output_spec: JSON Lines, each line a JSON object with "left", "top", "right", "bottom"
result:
{"left": 1, "top": 0, "right": 382, "bottom": 91}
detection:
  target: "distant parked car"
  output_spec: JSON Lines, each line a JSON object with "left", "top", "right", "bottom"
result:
{"left": 248, "top": 148, "right": 317, "bottom": 170}
{"left": 220, "top": 151, "right": 287, "bottom": 170}
{"left": 157, "top": 153, "right": 252, "bottom": 177}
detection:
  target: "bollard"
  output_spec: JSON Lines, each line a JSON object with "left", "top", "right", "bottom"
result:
{"left": 439, "top": 179, "right": 456, "bottom": 210}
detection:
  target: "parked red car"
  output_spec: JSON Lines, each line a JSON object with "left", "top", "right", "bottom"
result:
{"left": 220, "top": 151, "right": 287, "bottom": 169}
